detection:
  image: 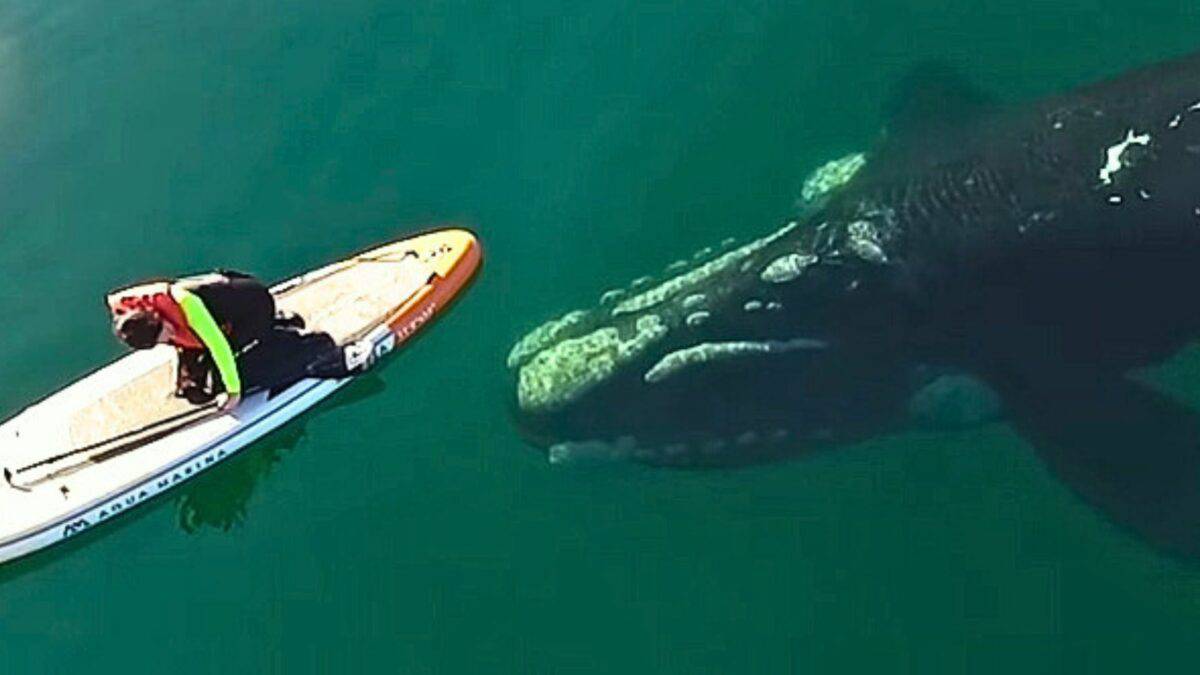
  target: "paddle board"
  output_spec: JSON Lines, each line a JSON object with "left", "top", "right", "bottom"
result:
{"left": 0, "top": 228, "right": 481, "bottom": 564}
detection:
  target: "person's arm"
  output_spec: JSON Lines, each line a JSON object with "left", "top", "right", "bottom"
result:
{"left": 170, "top": 286, "right": 242, "bottom": 403}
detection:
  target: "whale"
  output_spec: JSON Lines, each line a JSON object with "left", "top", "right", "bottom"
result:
{"left": 507, "top": 51, "right": 1200, "bottom": 558}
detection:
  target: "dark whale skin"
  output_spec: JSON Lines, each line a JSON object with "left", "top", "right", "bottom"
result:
{"left": 508, "top": 51, "right": 1200, "bottom": 559}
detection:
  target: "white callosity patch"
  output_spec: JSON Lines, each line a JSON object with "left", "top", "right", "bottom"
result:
{"left": 599, "top": 289, "right": 625, "bottom": 306}
{"left": 766, "top": 302, "right": 783, "bottom": 311}
{"left": 507, "top": 310, "right": 590, "bottom": 370}
{"left": 517, "top": 314, "right": 668, "bottom": 412}
{"left": 643, "top": 338, "right": 828, "bottom": 384}
{"left": 801, "top": 152, "right": 869, "bottom": 203}
{"left": 681, "top": 294, "right": 706, "bottom": 311}
{"left": 1098, "top": 128, "right": 1151, "bottom": 186}
{"left": 744, "top": 300, "right": 763, "bottom": 312}
{"left": 846, "top": 220, "right": 889, "bottom": 264}
{"left": 685, "top": 311, "right": 710, "bottom": 328}
{"left": 548, "top": 436, "right": 637, "bottom": 465}
{"left": 611, "top": 222, "right": 798, "bottom": 316}
{"left": 547, "top": 427, "right": 796, "bottom": 466}
{"left": 664, "top": 443, "right": 688, "bottom": 457}
{"left": 760, "top": 253, "right": 818, "bottom": 284}
{"left": 550, "top": 437, "right": 671, "bottom": 465}
{"left": 736, "top": 431, "right": 759, "bottom": 446}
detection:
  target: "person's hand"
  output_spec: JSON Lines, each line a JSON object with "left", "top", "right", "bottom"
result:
{"left": 217, "top": 392, "right": 241, "bottom": 412}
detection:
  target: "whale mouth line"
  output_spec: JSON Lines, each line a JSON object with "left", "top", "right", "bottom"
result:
{"left": 545, "top": 429, "right": 799, "bottom": 466}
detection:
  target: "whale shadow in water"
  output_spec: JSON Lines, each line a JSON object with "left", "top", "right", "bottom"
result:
{"left": 990, "top": 365, "right": 1200, "bottom": 563}
{"left": 617, "top": 359, "right": 1200, "bottom": 562}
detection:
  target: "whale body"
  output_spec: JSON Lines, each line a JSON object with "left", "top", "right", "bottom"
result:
{"left": 507, "top": 51, "right": 1200, "bottom": 558}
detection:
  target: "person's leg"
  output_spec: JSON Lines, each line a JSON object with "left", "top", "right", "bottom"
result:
{"left": 305, "top": 333, "right": 357, "bottom": 379}
{"left": 238, "top": 326, "right": 352, "bottom": 391}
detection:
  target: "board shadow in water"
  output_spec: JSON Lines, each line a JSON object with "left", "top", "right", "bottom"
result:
{"left": 0, "top": 373, "right": 390, "bottom": 585}
{"left": 173, "top": 373, "right": 389, "bottom": 533}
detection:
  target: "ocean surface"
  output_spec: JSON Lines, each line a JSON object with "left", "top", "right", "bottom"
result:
{"left": 2, "top": 1, "right": 1200, "bottom": 672}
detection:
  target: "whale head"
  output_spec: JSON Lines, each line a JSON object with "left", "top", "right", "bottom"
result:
{"left": 506, "top": 196, "right": 999, "bottom": 466}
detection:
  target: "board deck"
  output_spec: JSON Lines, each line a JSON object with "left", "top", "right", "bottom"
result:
{"left": 0, "top": 228, "right": 481, "bottom": 564}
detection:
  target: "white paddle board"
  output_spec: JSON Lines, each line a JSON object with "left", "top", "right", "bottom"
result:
{"left": 0, "top": 228, "right": 481, "bottom": 564}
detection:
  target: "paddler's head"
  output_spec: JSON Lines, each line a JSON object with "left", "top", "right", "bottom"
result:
{"left": 114, "top": 310, "right": 165, "bottom": 350}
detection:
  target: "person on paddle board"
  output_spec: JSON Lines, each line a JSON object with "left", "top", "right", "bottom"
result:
{"left": 106, "top": 271, "right": 375, "bottom": 410}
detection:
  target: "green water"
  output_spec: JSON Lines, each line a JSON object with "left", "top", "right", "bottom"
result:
{"left": 2, "top": 1, "right": 1200, "bottom": 672}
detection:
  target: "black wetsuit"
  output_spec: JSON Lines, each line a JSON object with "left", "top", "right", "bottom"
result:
{"left": 176, "top": 271, "right": 348, "bottom": 403}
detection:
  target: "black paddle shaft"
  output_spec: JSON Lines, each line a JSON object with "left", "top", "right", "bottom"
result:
{"left": 12, "top": 401, "right": 221, "bottom": 476}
